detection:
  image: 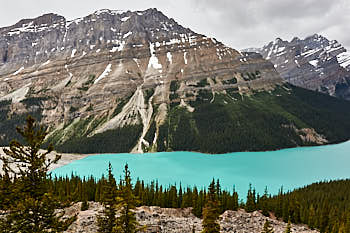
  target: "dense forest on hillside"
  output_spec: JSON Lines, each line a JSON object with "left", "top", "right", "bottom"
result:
{"left": 38, "top": 84, "right": 350, "bottom": 154}
{"left": 54, "top": 125, "right": 142, "bottom": 153}
{"left": 264, "top": 180, "right": 350, "bottom": 233}
{"left": 156, "top": 84, "right": 350, "bottom": 153}
{"left": 2, "top": 84, "right": 350, "bottom": 154}
{"left": 0, "top": 98, "right": 45, "bottom": 146}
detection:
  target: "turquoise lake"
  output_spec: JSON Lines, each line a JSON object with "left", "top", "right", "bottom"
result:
{"left": 52, "top": 141, "right": 350, "bottom": 200}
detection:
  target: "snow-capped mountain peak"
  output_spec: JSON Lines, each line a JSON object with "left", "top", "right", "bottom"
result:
{"left": 245, "top": 34, "right": 350, "bottom": 99}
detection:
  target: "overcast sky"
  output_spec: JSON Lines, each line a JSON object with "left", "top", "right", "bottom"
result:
{"left": 1, "top": 0, "right": 349, "bottom": 50}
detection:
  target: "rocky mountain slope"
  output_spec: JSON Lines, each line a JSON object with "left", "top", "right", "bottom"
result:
{"left": 244, "top": 34, "right": 350, "bottom": 99}
{"left": 1, "top": 10, "right": 350, "bottom": 153}
{"left": 62, "top": 202, "right": 318, "bottom": 233}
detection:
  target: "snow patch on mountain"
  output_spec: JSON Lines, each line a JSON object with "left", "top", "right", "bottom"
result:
{"left": 309, "top": 60, "right": 318, "bottom": 67}
{"left": 337, "top": 52, "right": 350, "bottom": 70}
{"left": 184, "top": 52, "right": 188, "bottom": 64}
{"left": 121, "top": 16, "right": 130, "bottom": 22}
{"left": 167, "top": 52, "right": 172, "bottom": 64}
{"left": 148, "top": 43, "right": 162, "bottom": 70}
{"left": 41, "top": 60, "right": 50, "bottom": 66}
{"left": 71, "top": 49, "right": 77, "bottom": 58}
{"left": 123, "top": 31, "right": 132, "bottom": 38}
{"left": 13, "top": 66, "right": 24, "bottom": 75}
{"left": 110, "top": 47, "right": 118, "bottom": 52}
{"left": 94, "top": 64, "right": 112, "bottom": 84}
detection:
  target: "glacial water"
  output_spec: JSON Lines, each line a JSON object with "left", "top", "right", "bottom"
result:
{"left": 52, "top": 141, "right": 350, "bottom": 199}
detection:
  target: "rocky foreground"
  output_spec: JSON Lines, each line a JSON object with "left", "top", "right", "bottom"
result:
{"left": 63, "top": 202, "right": 318, "bottom": 233}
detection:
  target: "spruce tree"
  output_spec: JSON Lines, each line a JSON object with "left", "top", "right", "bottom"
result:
{"left": 0, "top": 115, "right": 75, "bottom": 233}
{"left": 114, "top": 164, "right": 143, "bottom": 233}
{"left": 97, "top": 162, "right": 118, "bottom": 233}
{"left": 201, "top": 179, "right": 220, "bottom": 233}
{"left": 262, "top": 219, "right": 274, "bottom": 233}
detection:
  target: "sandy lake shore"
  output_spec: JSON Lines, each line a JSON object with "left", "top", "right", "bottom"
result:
{"left": 0, "top": 147, "right": 96, "bottom": 173}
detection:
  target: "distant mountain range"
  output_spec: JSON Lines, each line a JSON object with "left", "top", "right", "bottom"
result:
{"left": 243, "top": 34, "right": 350, "bottom": 99}
{"left": 2, "top": 9, "right": 350, "bottom": 153}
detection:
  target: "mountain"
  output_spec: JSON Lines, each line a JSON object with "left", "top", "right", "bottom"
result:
{"left": 1, "top": 10, "right": 350, "bottom": 154}
{"left": 244, "top": 34, "right": 350, "bottom": 99}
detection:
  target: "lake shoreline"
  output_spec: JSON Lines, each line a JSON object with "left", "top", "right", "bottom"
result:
{"left": 2, "top": 139, "right": 348, "bottom": 172}
{"left": 53, "top": 139, "right": 350, "bottom": 169}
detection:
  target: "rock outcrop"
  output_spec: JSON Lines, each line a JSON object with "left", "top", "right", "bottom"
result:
{"left": 244, "top": 34, "right": 350, "bottom": 99}
{"left": 63, "top": 202, "right": 318, "bottom": 233}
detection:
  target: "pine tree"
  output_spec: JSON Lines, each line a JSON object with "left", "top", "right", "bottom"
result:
{"left": 114, "top": 164, "right": 143, "bottom": 233}
{"left": 262, "top": 219, "right": 274, "bottom": 233}
{"left": 0, "top": 115, "right": 75, "bottom": 233}
{"left": 97, "top": 162, "right": 118, "bottom": 233}
{"left": 201, "top": 179, "right": 220, "bottom": 233}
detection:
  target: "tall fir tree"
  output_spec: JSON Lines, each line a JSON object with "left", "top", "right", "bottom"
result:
{"left": 246, "top": 184, "right": 256, "bottom": 213}
{"left": 0, "top": 115, "right": 75, "bottom": 233}
{"left": 259, "top": 186, "right": 269, "bottom": 217}
{"left": 201, "top": 179, "right": 220, "bottom": 233}
{"left": 114, "top": 164, "right": 143, "bottom": 233}
{"left": 97, "top": 162, "right": 118, "bottom": 233}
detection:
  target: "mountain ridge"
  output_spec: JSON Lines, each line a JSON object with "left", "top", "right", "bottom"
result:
{"left": 1, "top": 10, "right": 350, "bottom": 153}
{"left": 243, "top": 34, "right": 350, "bottom": 99}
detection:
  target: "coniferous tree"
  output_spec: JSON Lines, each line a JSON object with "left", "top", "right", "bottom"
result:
{"left": 284, "top": 220, "right": 291, "bottom": 233}
{"left": 259, "top": 186, "right": 269, "bottom": 217}
{"left": 202, "top": 179, "right": 220, "bottom": 233}
{"left": 192, "top": 187, "right": 202, "bottom": 217}
{"left": 0, "top": 170, "right": 12, "bottom": 210}
{"left": 262, "top": 219, "right": 274, "bottom": 233}
{"left": 97, "top": 162, "right": 118, "bottom": 233}
{"left": 246, "top": 184, "right": 256, "bottom": 212}
{"left": 114, "top": 164, "right": 143, "bottom": 233}
{"left": 0, "top": 115, "right": 75, "bottom": 233}
{"left": 345, "top": 213, "right": 350, "bottom": 233}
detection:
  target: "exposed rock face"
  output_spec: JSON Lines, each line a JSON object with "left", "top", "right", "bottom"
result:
{"left": 281, "top": 125, "right": 328, "bottom": 145}
{"left": 63, "top": 202, "right": 318, "bottom": 233}
{"left": 244, "top": 34, "right": 350, "bottom": 99}
{"left": 0, "top": 8, "right": 282, "bottom": 152}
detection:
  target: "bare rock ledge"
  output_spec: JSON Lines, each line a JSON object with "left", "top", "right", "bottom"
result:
{"left": 63, "top": 202, "right": 319, "bottom": 233}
